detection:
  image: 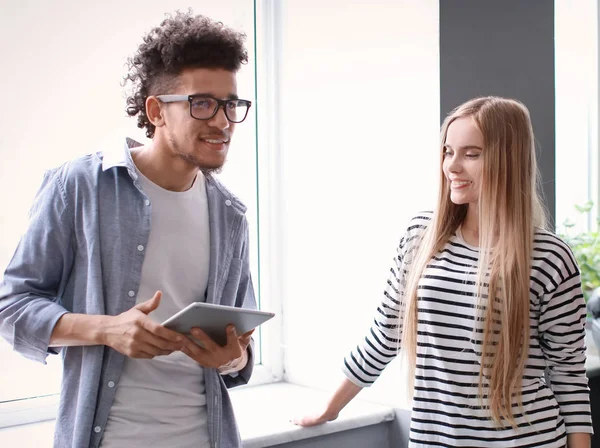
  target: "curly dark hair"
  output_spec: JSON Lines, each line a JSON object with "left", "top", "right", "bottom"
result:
{"left": 124, "top": 10, "right": 248, "bottom": 138}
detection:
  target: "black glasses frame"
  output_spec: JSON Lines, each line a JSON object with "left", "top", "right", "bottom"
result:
{"left": 156, "top": 94, "right": 252, "bottom": 123}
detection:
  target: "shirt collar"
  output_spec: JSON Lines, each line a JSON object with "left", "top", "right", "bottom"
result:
{"left": 100, "top": 137, "right": 246, "bottom": 213}
{"left": 101, "top": 137, "right": 142, "bottom": 179}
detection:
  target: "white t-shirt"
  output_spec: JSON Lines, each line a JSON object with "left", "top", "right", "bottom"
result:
{"left": 101, "top": 168, "right": 211, "bottom": 448}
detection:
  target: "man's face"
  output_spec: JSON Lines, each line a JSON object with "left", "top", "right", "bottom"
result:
{"left": 159, "top": 68, "right": 238, "bottom": 172}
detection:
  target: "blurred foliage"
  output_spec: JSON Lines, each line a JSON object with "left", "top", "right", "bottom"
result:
{"left": 558, "top": 201, "right": 600, "bottom": 301}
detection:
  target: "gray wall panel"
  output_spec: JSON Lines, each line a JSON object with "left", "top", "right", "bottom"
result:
{"left": 440, "top": 0, "right": 556, "bottom": 224}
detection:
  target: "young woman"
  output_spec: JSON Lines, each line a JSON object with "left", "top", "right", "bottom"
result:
{"left": 294, "top": 97, "right": 592, "bottom": 447}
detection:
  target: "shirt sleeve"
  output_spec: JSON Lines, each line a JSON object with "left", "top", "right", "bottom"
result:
{"left": 539, "top": 255, "right": 592, "bottom": 434}
{"left": 342, "top": 233, "right": 410, "bottom": 387}
{"left": 0, "top": 169, "right": 73, "bottom": 363}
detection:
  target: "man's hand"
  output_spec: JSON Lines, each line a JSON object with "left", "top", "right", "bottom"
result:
{"left": 180, "top": 325, "right": 253, "bottom": 372}
{"left": 101, "top": 291, "right": 184, "bottom": 359}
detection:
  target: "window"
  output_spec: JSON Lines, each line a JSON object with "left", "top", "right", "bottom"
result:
{"left": 271, "top": 0, "right": 440, "bottom": 407}
{"left": 0, "top": 0, "right": 276, "bottom": 428}
{"left": 555, "top": 0, "right": 598, "bottom": 231}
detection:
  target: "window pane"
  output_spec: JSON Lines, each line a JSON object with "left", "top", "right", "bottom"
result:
{"left": 0, "top": 344, "right": 61, "bottom": 402}
{"left": 555, "top": 0, "right": 598, "bottom": 230}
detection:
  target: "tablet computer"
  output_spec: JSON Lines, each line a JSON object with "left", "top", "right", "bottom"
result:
{"left": 161, "top": 302, "right": 275, "bottom": 346}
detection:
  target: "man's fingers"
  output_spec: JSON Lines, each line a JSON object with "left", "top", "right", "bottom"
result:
{"left": 241, "top": 329, "right": 255, "bottom": 338}
{"left": 237, "top": 329, "right": 254, "bottom": 348}
{"left": 135, "top": 291, "right": 162, "bottom": 314}
{"left": 190, "top": 327, "right": 219, "bottom": 350}
{"left": 125, "top": 319, "right": 181, "bottom": 351}
{"left": 136, "top": 323, "right": 182, "bottom": 351}
{"left": 181, "top": 336, "right": 209, "bottom": 362}
{"left": 142, "top": 318, "right": 183, "bottom": 345}
{"left": 225, "top": 325, "right": 238, "bottom": 347}
{"left": 126, "top": 339, "right": 172, "bottom": 358}
{"left": 132, "top": 352, "right": 154, "bottom": 360}
{"left": 238, "top": 329, "right": 254, "bottom": 342}
{"left": 222, "top": 325, "right": 243, "bottom": 359}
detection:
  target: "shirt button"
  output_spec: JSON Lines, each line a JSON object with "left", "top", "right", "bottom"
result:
{"left": 108, "top": 381, "right": 115, "bottom": 388}
{"left": 94, "top": 426, "right": 101, "bottom": 433}
{"left": 128, "top": 290, "right": 135, "bottom": 297}
{"left": 144, "top": 199, "right": 150, "bottom": 206}
{"left": 137, "top": 245, "right": 144, "bottom": 252}
{"left": 225, "top": 200, "right": 232, "bottom": 207}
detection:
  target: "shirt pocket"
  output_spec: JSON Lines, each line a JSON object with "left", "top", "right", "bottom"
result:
{"left": 220, "top": 258, "right": 242, "bottom": 306}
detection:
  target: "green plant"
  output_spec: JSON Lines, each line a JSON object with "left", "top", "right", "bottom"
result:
{"left": 558, "top": 201, "right": 600, "bottom": 301}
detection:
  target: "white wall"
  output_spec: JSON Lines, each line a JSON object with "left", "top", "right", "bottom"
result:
{"left": 277, "top": 0, "right": 440, "bottom": 409}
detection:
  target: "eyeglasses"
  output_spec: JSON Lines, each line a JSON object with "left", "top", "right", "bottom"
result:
{"left": 156, "top": 94, "right": 252, "bottom": 123}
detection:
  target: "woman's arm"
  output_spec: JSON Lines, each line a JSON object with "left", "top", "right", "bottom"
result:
{"left": 538, "top": 235, "right": 593, "bottom": 438}
{"left": 567, "top": 432, "right": 591, "bottom": 448}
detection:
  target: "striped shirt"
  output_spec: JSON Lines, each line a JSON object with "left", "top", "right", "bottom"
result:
{"left": 343, "top": 212, "right": 592, "bottom": 447}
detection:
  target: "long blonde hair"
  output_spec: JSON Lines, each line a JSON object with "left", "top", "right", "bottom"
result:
{"left": 403, "top": 97, "right": 547, "bottom": 425}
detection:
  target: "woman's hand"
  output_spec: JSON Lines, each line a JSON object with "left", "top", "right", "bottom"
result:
{"left": 291, "top": 409, "right": 339, "bottom": 427}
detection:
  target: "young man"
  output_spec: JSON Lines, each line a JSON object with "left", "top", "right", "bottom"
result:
{"left": 0, "top": 12, "right": 256, "bottom": 448}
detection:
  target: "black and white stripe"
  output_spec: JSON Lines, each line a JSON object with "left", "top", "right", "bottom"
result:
{"left": 343, "top": 212, "right": 592, "bottom": 447}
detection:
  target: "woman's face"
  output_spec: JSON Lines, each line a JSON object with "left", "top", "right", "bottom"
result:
{"left": 442, "top": 117, "right": 484, "bottom": 207}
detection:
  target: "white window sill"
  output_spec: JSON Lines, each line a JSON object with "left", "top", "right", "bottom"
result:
{"left": 0, "top": 382, "right": 395, "bottom": 447}
{"left": 231, "top": 382, "right": 395, "bottom": 447}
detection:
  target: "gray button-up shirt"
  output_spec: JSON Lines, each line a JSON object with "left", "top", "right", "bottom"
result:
{"left": 0, "top": 138, "right": 256, "bottom": 448}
